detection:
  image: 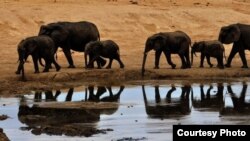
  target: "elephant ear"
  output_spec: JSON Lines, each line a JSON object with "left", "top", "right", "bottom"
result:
{"left": 49, "top": 25, "right": 69, "bottom": 44}
{"left": 154, "top": 35, "right": 166, "bottom": 51}
{"left": 220, "top": 24, "right": 241, "bottom": 44}
{"left": 25, "top": 39, "right": 37, "bottom": 54}
{"left": 200, "top": 41, "right": 206, "bottom": 51}
{"left": 231, "top": 24, "right": 241, "bottom": 42}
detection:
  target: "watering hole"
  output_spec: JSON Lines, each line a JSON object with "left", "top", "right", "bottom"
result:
{"left": 0, "top": 81, "right": 250, "bottom": 141}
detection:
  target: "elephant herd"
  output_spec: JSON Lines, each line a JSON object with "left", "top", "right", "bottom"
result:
{"left": 15, "top": 21, "right": 250, "bottom": 80}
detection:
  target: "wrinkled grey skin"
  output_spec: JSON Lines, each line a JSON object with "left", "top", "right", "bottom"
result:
{"left": 219, "top": 23, "right": 250, "bottom": 68}
{"left": 15, "top": 36, "right": 61, "bottom": 81}
{"left": 38, "top": 21, "right": 106, "bottom": 68}
{"left": 191, "top": 40, "right": 226, "bottom": 69}
{"left": 85, "top": 40, "right": 125, "bottom": 69}
{"left": 142, "top": 31, "right": 191, "bottom": 76}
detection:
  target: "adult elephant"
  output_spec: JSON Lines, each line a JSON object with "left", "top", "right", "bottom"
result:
{"left": 141, "top": 31, "right": 191, "bottom": 76}
{"left": 218, "top": 23, "right": 250, "bottom": 68}
{"left": 38, "top": 21, "right": 106, "bottom": 68}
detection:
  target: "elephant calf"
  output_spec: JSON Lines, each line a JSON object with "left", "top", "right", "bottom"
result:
{"left": 191, "top": 40, "right": 225, "bottom": 69}
{"left": 16, "top": 36, "right": 61, "bottom": 80}
{"left": 84, "top": 40, "right": 125, "bottom": 69}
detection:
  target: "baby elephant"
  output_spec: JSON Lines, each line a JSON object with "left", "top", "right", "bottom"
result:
{"left": 16, "top": 36, "right": 61, "bottom": 80}
{"left": 84, "top": 40, "right": 125, "bottom": 69}
{"left": 191, "top": 40, "right": 226, "bottom": 69}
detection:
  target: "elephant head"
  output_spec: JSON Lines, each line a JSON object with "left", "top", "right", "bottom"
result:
{"left": 84, "top": 41, "right": 102, "bottom": 68}
{"left": 38, "top": 23, "right": 69, "bottom": 47}
{"left": 142, "top": 34, "right": 167, "bottom": 76}
{"left": 218, "top": 24, "right": 241, "bottom": 44}
{"left": 15, "top": 37, "right": 38, "bottom": 81}
{"left": 191, "top": 41, "right": 204, "bottom": 65}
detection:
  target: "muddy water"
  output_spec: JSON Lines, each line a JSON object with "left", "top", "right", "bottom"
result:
{"left": 1, "top": 82, "right": 250, "bottom": 141}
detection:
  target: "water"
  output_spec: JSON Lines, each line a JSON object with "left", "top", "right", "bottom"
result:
{"left": 0, "top": 82, "right": 250, "bottom": 141}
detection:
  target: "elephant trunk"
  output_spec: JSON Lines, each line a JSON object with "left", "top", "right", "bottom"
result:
{"left": 84, "top": 52, "right": 88, "bottom": 68}
{"left": 141, "top": 52, "right": 148, "bottom": 76}
{"left": 16, "top": 50, "right": 26, "bottom": 81}
{"left": 191, "top": 50, "right": 197, "bottom": 66}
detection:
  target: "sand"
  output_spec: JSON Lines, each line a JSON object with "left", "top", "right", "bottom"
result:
{"left": 0, "top": 0, "right": 250, "bottom": 96}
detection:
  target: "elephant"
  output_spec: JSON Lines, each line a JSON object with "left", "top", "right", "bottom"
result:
{"left": 220, "top": 82, "right": 250, "bottom": 115}
{"left": 141, "top": 31, "right": 191, "bottom": 76}
{"left": 192, "top": 83, "right": 224, "bottom": 110}
{"left": 142, "top": 85, "right": 191, "bottom": 118}
{"left": 218, "top": 23, "right": 250, "bottom": 68}
{"left": 38, "top": 21, "right": 106, "bottom": 68}
{"left": 84, "top": 40, "right": 125, "bottom": 69}
{"left": 191, "top": 40, "right": 226, "bottom": 69}
{"left": 15, "top": 36, "right": 61, "bottom": 80}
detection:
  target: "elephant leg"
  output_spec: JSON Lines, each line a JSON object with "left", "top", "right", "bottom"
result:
{"left": 106, "top": 58, "right": 113, "bottom": 69}
{"left": 43, "top": 61, "right": 50, "bottom": 72}
{"left": 16, "top": 61, "right": 24, "bottom": 74}
{"left": 239, "top": 48, "right": 248, "bottom": 68}
{"left": 114, "top": 55, "right": 125, "bottom": 68}
{"left": 217, "top": 56, "right": 224, "bottom": 69}
{"left": 163, "top": 51, "right": 176, "bottom": 69}
{"left": 52, "top": 58, "right": 61, "bottom": 71}
{"left": 206, "top": 56, "right": 213, "bottom": 68}
{"left": 178, "top": 54, "right": 187, "bottom": 69}
{"left": 155, "top": 86, "right": 161, "bottom": 103}
{"left": 96, "top": 57, "right": 107, "bottom": 68}
{"left": 225, "top": 44, "right": 238, "bottom": 67}
{"left": 184, "top": 51, "right": 191, "bottom": 68}
{"left": 154, "top": 50, "right": 162, "bottom": 69}
{"left": 88, "top": 56, "right": 99, "bottom": 68}
{"left": 62, "top": 48, "right": 75, "bottom": 68}
{"left": 200, "top": 54, "right": 205, "bottom": 68}
{"left": 32, "top": 55, "right": 39, "bottom": 73}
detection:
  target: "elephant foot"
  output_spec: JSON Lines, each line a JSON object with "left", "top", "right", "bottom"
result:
{"left": 225, "top": 64, "right": 231, "bottom": 68}
{"left": 56, "top": 66, "right": 61, "bottom": 71}
{"left": 15, "top": 71, "right": 21, "bottom": 74}
{"left": 241, "top": 65, "right": 248, "bottom": 68}
{"left": 199, "top": 65, "right": 204, "bottom": 68}
{"left": 43, "top": 69, "right": 49, "bottom": 72}
{"left": 34, "top": 71, "right": 40, "bottom": 73}
{"left": 120, "top": 65, "right": 125, "bottom": 68}
{"left": 68, "top": 65, "right": 76, "bottom": 68}
{"left": 171, "top": 64, "right": 176, "bottom": 69}
{"left": 218, "top": 65, "right": 224, "bottom": 69}
{"left": 106, "top": 66, "right": 111, "bottom": 69}
{"left": 181, "top": 66, "right": 186, "bottom": 69}
{"left": 154, "top": 66, "right": 159, "bottom": 69}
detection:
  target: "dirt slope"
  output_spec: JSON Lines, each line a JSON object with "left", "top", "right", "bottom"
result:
{"left": 0, "top": 0, "right": 250, "bottom": 95}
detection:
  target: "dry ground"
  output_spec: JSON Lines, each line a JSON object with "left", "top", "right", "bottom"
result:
{"left": 1, "top": 0, "right": 250, "bottom": 95}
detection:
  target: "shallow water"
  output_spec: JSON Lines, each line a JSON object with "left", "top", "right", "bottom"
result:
{"left": 1, "top": 82, "right": 250, "bottom": 141}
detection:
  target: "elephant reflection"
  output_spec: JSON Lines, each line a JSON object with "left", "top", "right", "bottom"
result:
{"left": 192, "top": 83, "right": 224, "bottom": 110}
{"left": 220, "top": 82, "right": 250, "bottom": 115}
{"left": 33, "top": 89, "right": 67, "bottom": 102}
{"left": 18, "top": 85, "right": 124, "bottom": 136}
{"left": 142, "top": 85, "right": 191, "bottom": 118}
{"left": 86, "top": 86, "right": 124, "bottom": 102}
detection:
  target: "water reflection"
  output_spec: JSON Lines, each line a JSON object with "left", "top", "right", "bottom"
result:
{"left": 16, "top": 83, "right": 250, "bottom": 137}
{"left": 18, "top": 86, "right": 125, "bottom": 137}
{"left": 142, "top": 85, "right": 192, "bottom": 118}
{"left": 192, "top": 83, "right": 224, "bottom": 111}
{"left": 221, "top": 82, "right": 250, "bottom": 115}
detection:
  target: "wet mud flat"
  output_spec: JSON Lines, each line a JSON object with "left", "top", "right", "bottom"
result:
{"left": 1, "top": 81, "right": 250, "bottom": 141}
